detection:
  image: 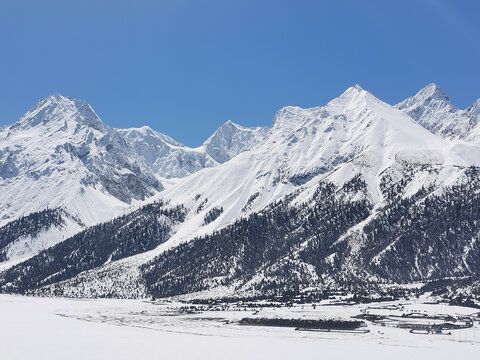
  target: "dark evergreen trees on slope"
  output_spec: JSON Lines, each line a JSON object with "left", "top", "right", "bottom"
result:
{"left": 0, "top": 208, "right": 73, "bottom": 262}
{"left": 142, "top": 176, "right": 372, "bottom": 298}
{"left": 4, "top": 165, "right": 480, "bottom": 299}
{"left": 142, "top": 168, "right": 480, "bottom": 299}
{"left": 203, "top": 207, "right": 223, "bottom": 225}
{"left": 0, "top": 201, "right": 186, "bottom": 294}
{"left": 355, "top": 167, "right": 480, "bottom": 282}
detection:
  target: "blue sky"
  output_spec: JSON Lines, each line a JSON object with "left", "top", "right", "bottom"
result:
{"left": 1, "top": 0, "right": 480, "bottom": 146}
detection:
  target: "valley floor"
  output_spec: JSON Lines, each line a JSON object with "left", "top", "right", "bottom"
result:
{"left": 0, "top": 295, "right": 479, "bottom": 359}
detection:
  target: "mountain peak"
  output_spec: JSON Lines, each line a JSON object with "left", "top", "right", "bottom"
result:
{"left": 395, "top": 83, "right": 455, "bottom": 115}
{"left": 203, "top": 120, "right": 268, "bottom": 163}
{"left": 395, "top": 84, "right": 473, "bottom": 139}
{"left": 468, "top": 98, "right": 480, "bottom": 117}
{"left": 324, "top": 84, "right": 376, "bottom": 115}
{"left": 417, "top": 83, "right": 450, "bottom": 102}
{"left": 205, "top": 120, "right": 263, "bottom": 143}
{"left": 12, "top": 94, "right": 105, "bottom": 132}
{"left": 272, "top": 85, "right": 372, "bottom": 130}
{"left": 218, "top": 119, "right": 239, "bottom": 129}
{"left": 335, "top": 84, "right": 369, "bottom": 102}
{"left": 44, "top": 92, "right": 70, "bottom": 102}
{"left": 346, "top": 84, "right": 365, "bottom": 93}
{"left": 117, "top": 125, "right": 183, "bottom": 148}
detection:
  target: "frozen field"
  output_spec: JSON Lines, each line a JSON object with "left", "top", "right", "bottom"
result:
{"left": 0, "top": 295, "right": 479, "bottom": 360}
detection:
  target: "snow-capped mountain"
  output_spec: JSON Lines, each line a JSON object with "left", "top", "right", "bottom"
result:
{"left": 202, "top": 120, "right": 268, "bottom": 163}
{"left": 396, "top": 83, "right": 480, "bottom": 140}
{"left": 0, "top": 94, "right": 161, "bottom": 226}
{"left": 116, "top": 126, "right": 216, "bottom": 179}
{"left": 0, "top": 94, "right": 167, "bottom": 264}
{"left": 153, "top": 85, "right": 479, "bottom": 243}
{"left": 117, "top": 120, "right": 268, "bottom": 178}
{"left": 2, "top": 85, "right": 480, "bottom": 301}
{"left": 0, "top": 94, "right": 269, "bottom": 266}
{"left": 130, "top": 85, "right": 480, "bottom": 298}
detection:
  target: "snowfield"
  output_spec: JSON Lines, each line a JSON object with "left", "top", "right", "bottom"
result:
{"left": 1, "top": 295, "right": 478, "bottom": 360}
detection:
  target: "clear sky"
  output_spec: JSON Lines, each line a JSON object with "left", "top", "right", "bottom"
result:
{"left": 1, "top": 0, "right": 480, "bottom": 146}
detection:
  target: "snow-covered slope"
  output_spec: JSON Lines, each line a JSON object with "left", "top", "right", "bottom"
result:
{"left": 0, "top": 94, "right": 270, "bottom": 229}
{"left": 63, "top": 84, "right": 480, "bottom": 298}
{"left": 0, "top": 96, "right": 269, "bottom": 224}
{"left": 3, "top": 84, "right": 480, "bottom": 299}
{"left": 117, "top": 120, "right": 268, "bottom": 178}
{"left": 0, "top": 94, "right": 269, "bottom": 265}
{"left": 0, "top": 208, "right": 84, "bottom": 271}
{"left": 151, "top": 85, "right": 480, "bottom": 248}
{"left": 396, "top": 83, "right": 480, "bottom": 140}
{"left": 116, "top": 126, "right": 216, "bottom": 178}
{"left": 202, "top": 120, "right": 268, "bottom": 163}
{"left": 0, "top": 94, "right": 169, "bottom": 263}
{"left": 0, "top": 94, "right": 162, "bottom": 227}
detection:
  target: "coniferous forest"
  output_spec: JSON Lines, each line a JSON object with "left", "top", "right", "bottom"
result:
{"left": 1, "top": 169, "right": 480, "bottom": 300}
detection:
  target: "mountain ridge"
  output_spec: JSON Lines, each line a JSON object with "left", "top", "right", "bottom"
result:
{"left": 396, "top": 83, "right": 480, "bottom": 141}
{"left": 2, "top": 85, "right": 480, "bottom": 301}
{"left": 0, "top": 93, "right": 269, "bottom": 265}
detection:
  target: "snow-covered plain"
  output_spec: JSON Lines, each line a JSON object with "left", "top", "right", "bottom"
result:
{"left": 1, "top": 295, "right": 478, "bottom": 360}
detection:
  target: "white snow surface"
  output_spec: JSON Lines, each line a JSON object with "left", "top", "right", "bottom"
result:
{"left": 116, "top": 126, "right": 217, "bottom": 178}
{"left": 0, "top": 295, "right": 478, "bottom": 360}
{"left": 4, "top": 85, "right": 480, "bottom": 289}
{"left": 116, "top": 120, "right": 267, "bottom": 178}
{"left": 0, "top": 94, "right": 155, "bottom": 227}
{"left": 202, "top": 120, "right": 269, "bottom": 163}
{"left": 396, "top": 83, "right": 480, "bottom": 140}
{"left": 24, "top": 84, "right": 480, "bottom": 296}
{"left": 0, "top": 215, "right": 83, "bottom": 268}
{"left": 0, "top": 94, "right": 267, "bottom": 266}
{"left": 148, "top": 85, "right": 480, "bottom": 252}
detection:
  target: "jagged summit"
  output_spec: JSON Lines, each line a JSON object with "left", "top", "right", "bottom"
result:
{"left": 202, "top": 119, "right": 268, "bottom": 163}
{"left": 396, "top": 84, "right": 480, "bottom": 140}
{"left": 342, "top": 84, "right": 366, "bottom": 95}
{"left": 204, "top": 119, "right": 261, "bottom": 138}
{"left": 0, "top": 93, "right": 164, "bottom": 228}
{"left": 396, "top": 83, "right": 453, "bottom": 110}
{"left": 203, "top": 120, "right": 243, "bottom": 138}
{"left": 37, "top": 92, "right": 71, "bottom": 105}
{"left": 272, "top": 85, "right": 377, "bottom": 131}
{"left": 118, "top": 125, "right": 183, "bottom": 148}
{"left": 40, "top": 92, "right": 68, "bottom": 102}
{"left": 468, "top": 98, "right": 480, "bottom": 117}
{"left": 325, "top": 84, "right": 373, "bottom": 111}
{"left": 416, "top": 83, "right": 450, "bottom": 102}
{"left": 3, "top": 84, "right": 480, "bottom": 299}
{"left": 11, "top": 93, "right": 105, "bottom": 132}
{"left": 222, "top": 119, "right": 237, "bottom": 127}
